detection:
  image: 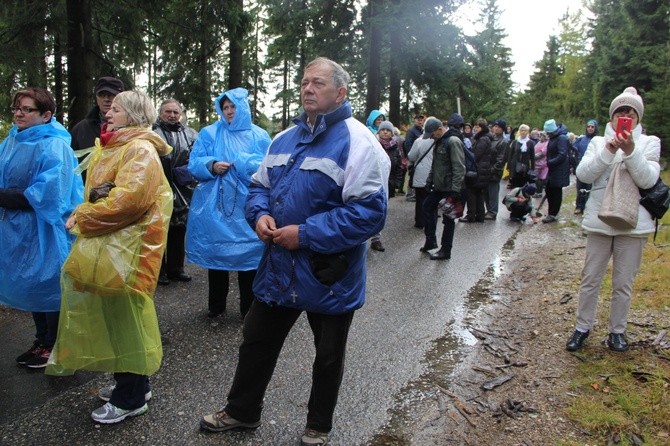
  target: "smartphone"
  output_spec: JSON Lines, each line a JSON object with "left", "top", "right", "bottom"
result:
{"left": 616, "top": 116, "right": 633, "bottom": 138}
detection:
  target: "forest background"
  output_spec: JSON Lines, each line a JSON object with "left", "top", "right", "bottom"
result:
{"left": 0, "top": 0, "right": 668, "bottom": 154}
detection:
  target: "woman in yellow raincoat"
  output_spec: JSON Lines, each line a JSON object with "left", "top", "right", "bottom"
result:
{"left": 46, "top": 91, "right": 172, "bottom": 424}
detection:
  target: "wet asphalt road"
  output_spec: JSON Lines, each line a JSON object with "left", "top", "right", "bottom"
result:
{"left": 0, "top": 189, "right": 519, "bottom": 445}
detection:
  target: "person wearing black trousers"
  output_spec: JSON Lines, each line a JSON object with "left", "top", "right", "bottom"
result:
{"left": 541, "top": 119, "right": 571, "bottom": 223}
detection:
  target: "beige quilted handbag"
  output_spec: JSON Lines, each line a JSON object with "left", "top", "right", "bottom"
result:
{"left": 597, "top": 161, "right": 639, "bottom": 230}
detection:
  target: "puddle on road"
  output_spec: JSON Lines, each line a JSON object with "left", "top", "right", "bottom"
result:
{"left": 366, "top": 235, "right": 518, "bottom": 445}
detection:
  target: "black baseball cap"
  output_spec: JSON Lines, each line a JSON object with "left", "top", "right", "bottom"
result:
{"left": 95, "top": 77, "right": 124, "bottom": 95}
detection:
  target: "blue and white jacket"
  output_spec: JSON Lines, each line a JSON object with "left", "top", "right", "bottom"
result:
{"left": 246, "top": 101, "right": 390, "bottom": 315}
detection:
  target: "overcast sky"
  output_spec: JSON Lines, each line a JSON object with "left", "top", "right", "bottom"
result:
{"left": 458, "top": 0, "right": 586, "bottom": 90}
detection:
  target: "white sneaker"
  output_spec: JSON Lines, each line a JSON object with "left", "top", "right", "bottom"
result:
{"left": 98, "top": 385, "right": 152, "bottom": 402}
{"left": 91, "top": 402, "right": 148, "bottom": 424}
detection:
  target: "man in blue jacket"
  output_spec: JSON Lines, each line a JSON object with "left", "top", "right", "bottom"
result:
{"left": 200, "top": 57, "right": 390, "bottom": 446}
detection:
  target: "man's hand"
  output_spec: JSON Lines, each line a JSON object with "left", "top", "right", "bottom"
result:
{"left": 255, "top": 214, "right": 277, "bottom": 243}
{"left": 272, "top": 225, "right": 300, "bottom": 251}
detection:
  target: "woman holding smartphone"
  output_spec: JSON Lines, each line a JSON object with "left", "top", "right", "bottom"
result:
{"left": 565, "top": 87, "right": 661, "bottom": 353}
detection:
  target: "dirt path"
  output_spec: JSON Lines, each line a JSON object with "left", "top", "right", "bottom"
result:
{"left": 371, "top": 221, "right": 592, "bottom": 445}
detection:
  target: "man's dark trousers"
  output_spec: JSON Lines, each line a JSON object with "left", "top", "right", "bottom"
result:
{"left": 225, "top": 299, "right": 354, "bottom": 433}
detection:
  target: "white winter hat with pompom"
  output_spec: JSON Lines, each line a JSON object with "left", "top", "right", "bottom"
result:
{"left": 609, "top": 86, "right": 644, "bottom": 121}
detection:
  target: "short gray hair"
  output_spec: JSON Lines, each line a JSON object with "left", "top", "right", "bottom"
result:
{"left": 113, "top": 91, "right": 157, "bottom": 127}
{"left": 159, "top": 98, "right": 182, "bottom": 114}
{"left": 305, "top": 57, "right": 350, "bottom": 89}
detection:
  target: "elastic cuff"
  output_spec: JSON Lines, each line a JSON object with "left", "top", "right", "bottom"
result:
{"left": 298, "top": 224, "right": 309, "bottom": 248}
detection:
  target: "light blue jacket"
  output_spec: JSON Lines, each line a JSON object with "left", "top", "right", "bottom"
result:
{"left": 246, "top": 101, "right": 390, "bottom": 315}
{"left": 0, "top": 118, "right": 84, "bottom": 311}
{"left": 186, "top": 88, "right": 272, "bottom": 270}
{"left": 366, "top": 109, "right": 385, "bottom": 134}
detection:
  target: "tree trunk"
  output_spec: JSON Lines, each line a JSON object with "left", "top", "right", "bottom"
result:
{"left": 66, "top": 0, "right": 95, "bottom": 128}
{"left": 53, "top": 33, "right": 64, "bottom": 123}
{"left": 388, "top": 13, "right": 402, "bottom": 126}
{"left": 365, "top": 0, "right": 383, "bottom": 117}
{"left": 227, "top": 0, "right": 245, "bottom": 89}
{"left": 282, "top": 58, "right": 289, "bottom": 130}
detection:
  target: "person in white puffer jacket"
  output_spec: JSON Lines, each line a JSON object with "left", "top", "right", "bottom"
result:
{"left": 565, "top": 86, "right": 661, "bottom": 353}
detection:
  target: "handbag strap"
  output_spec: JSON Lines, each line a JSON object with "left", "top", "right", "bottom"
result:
{"left": 414, "top": 141, "right": 436, "bottom": 169}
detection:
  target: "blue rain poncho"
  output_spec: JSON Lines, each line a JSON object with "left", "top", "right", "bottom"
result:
{"left": 186, "top": 88, "right": 272, "bottom": 271}
{"left": 0, "top": 118, "right": 84, "bottom": 312}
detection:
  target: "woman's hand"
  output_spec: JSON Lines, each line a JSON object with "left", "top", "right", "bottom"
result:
{"left": 65, "top": 212, "right": 77, "bottom": 230}
{"left": 606, "top": 130, "right": 635, "bottom": 156}
{"left": 212, "top": 161, "right": 232, "bottom": 175}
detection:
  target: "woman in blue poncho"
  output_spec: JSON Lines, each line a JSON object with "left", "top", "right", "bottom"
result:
{"left": 0, "top": 88, "right": 83, "bottom": 368}
{"left": 187, "top": 88, "right": 272, "bottom": 318}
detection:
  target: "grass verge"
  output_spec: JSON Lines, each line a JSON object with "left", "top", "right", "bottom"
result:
{"left": 561, "top": 172, "right": 670, "bottom": 445}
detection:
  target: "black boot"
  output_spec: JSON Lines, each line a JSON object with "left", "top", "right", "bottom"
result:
{"left": 607, "top": 333, "right": 629, "bottom": 352}
{"left": 429, "top": 249, "right": 450, "bottom": 260}
{"left": 419, "top": 240, "right": 438, "bottom": 252}
{"left": 565, "top": 329, "right": 589, "bottom": 351}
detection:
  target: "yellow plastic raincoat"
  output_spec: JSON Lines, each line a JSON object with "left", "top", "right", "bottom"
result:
{"left": 46, "top": 126, "right": 173, "bottom": 376}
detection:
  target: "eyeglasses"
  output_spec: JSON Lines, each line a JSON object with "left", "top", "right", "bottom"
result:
{"left": 10, "top": 106, "right": 40, "bottom": 114}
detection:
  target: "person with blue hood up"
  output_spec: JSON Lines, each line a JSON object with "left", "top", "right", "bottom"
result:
{"left": 572, "top": 119, "right": 599, "bottom": 214}
{"left": 0, "top": 87, "right": 83, "bottom": 368}
{"left": 186, "top": 88, "right": 272, "bottom": 318}
{"left": 366, "top": 109, "right": 385, "bottom": 134}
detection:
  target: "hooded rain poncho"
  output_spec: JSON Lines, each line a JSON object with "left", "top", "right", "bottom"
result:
{"left": 186, "top": 88, "right": 272, "bottom": 271}
{"left": 0, "top": 118, "right": 83, "bottom": 312}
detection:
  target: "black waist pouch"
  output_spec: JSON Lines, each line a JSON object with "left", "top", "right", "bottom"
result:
{"left": 309, "top": 253, "right": 349, "bottom": 286}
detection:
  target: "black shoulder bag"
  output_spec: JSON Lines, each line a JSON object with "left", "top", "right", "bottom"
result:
{"left": 639, "top": 177, "right": 670, "bottom": 242}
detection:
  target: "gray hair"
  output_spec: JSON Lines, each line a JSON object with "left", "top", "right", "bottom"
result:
{"left": 305, "top": 57, "right": 350, "bottom": 89}
{"left": 159, "top": 98, "right": 182, "bottom": 114}
{"left": 113, "top": 91, "right": 157, "bottom": 127}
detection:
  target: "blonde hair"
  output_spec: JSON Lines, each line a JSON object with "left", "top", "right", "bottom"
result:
{"left": 113, "top": 91, "right": 157, "bottom": 127}
{"left": 518, "top": 124, "right": 529, "bottom": 132}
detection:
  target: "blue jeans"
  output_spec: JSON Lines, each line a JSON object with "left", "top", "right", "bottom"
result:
{"left": 32, "top": 311, "right": 59, "bottom": 348}
{"left": 485, "top": 181, "right": 501, "bottom": 216}
{"left": 111, "top": 373, "right": 150, "bottom": 410}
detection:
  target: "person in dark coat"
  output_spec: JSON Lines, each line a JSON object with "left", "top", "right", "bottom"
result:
{"left": 506, "top": 124, "right": 536, "bottom": 188}
{"left": 541, "top": 119, "right": 570, "bottom": 223}
{"left": 572, "top": 119, "right": 599, "bottom": 214}
{"left": 460, "top": 118, "right": 491, "bottom": 222}
{"left": 153, "top": 99, "right": 199, "bottom": 285}
{"left": 70, "top": 77, "right": 125, "bottom": 182}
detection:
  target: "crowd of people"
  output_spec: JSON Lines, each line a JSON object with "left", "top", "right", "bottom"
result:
{"left": 0, "top": 56, "right": 663, "bottom": 445}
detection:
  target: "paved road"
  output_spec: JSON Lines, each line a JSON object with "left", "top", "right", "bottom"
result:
{"left": 0, "top": 190, "right": 519, "bottom": 445}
